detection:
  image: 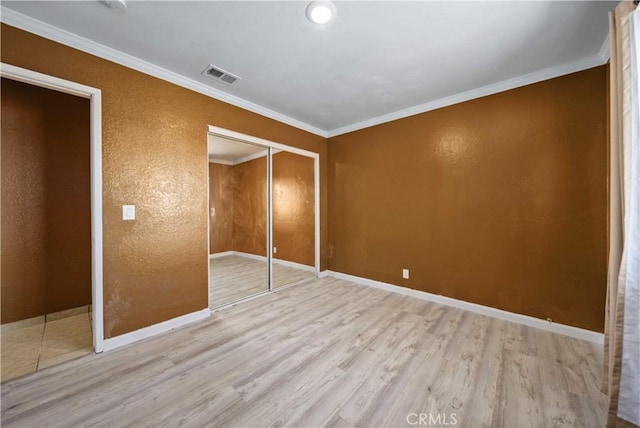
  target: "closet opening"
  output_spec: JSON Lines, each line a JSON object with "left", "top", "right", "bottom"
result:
{"left": 207, "top": 126, "right": 319, "bottom": 309}
{"left": 208, "top": 136, "right": 270, "bottom": 306}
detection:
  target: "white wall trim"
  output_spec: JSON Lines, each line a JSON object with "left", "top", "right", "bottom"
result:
{"left": 0, "top": 6, "right": 327, "bottom": 138}
{"left": 267, "top": 146, "right": 274, "bottom": 291}
{"left": 211, "top": 251, "right": 315, "bottom": 273}
{"left": 314, "top": 155, "right": 320, "bottom": 275}
{"left": 102, "top": 308, "right": 210, "bottom": 352}
{"left": 318, "top": 270, "right": 329, "bottom": 279}
{"left": 234, "top": 149, "right": 270, "bottom": 166}
{"left": 326, "top": 270, "right": 604, "bottom": 344}
{"left": 599, "top": 33, "right": 610, "bottom": 63}
{"left": 327, "top": 54, "right": 606, "bottom": 137}
{"left": 209, "top": 149, "right": 281, "bottom": 167}
{"left": 208, "top": 157, "right": 234, "bottom": 166}
{"left": 233, "top": 251, "right": 268, "bottom": 262}
{"left": 1, "top": 62, "right": 106, "bottom": 354}
{"left": 2, "top": 6, "right": 610, "bottom": 140}
{"left": 1, "top": 62, "right": 99, "bottom": 97}
{"left": 206, "top": 143, "right": 211, "bottom": 311}
{"left": 207, "top": 125, "right": 320, "bottom": 279}
{"left": 209, "top": 251, "right": 234, "bottom": 259}
{"left": 1, "top": 315, "right": 46, "bottom": 334}
{"left": 208, "top": 126, "right": 319, "bottom": 159}
{"left": 273, "top": 258, "right": 316, "bottom": 273}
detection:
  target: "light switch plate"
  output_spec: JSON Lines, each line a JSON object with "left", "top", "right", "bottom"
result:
{"left": 122, "top": 205, "right": 135, "bottom": 220}
{"left": 402, "top": 269, "right": 409, "bottom": 279}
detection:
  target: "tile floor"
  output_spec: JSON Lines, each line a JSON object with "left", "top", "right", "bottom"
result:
{"left": 1, "top": 308, "right": 93, "bottom": 382}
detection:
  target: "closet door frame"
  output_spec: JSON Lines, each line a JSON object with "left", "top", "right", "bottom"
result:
{"left": 207, "top": 125, "right": 320, "bottom": 287}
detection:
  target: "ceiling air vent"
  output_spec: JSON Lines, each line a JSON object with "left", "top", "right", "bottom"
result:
{"left": 202, "top": 64, "right": 241, "bottom": 85}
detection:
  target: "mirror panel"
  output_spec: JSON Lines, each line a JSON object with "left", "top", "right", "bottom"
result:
{"left": 209, "top": 136, "right": 269, "bottom": 307}
{"left": 271, "top": 150, "right": 316, "bottom": 288}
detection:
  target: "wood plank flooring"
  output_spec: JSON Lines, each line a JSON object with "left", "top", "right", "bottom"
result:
{"left": 1, "top": 277, "right": 607, "bottom": 427}
{"left": 272, "top": 262, "right": 316, "bottom": 289}
{"left": 210, "top": 255, "right": 269, "bottom": 306}
{"left": 209, "top": 255, "right": 316, "bottom": 307}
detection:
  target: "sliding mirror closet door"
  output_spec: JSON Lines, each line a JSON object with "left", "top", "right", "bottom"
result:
{"left": 271, "top": 150, "right": 316, "bottom": 288}
{"left": 208, "top": 136, "right": 269, "bottom": 307}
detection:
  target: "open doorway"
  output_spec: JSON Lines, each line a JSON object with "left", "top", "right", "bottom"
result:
{"left": 0, "top": 65, "right": 103, "bottom": 381}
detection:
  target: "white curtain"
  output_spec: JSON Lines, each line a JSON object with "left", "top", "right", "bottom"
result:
{"left": 604, "top": 3, "right": 640, "bottom": 427}
{"left": 617, "top": 7, "right": 640, "bottom": 426}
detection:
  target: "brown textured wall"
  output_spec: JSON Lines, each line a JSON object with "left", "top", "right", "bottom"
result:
{"left": 273, "top": 151, "right": 315, "bottom": 266}
{"left": 233, "top": 157, "right": 267, "bottom": 256}
{"left": 1, "top": 78, "right": 48, "bottom": 323}
{"left": 209, "top": 152, "right": 313, "bottom": 265}
{"left": 1, "top": 24, "right": 327, "bottom": 337}
{"left": 44, "top": 81, "right": 92, "bottom": 315}
{"left": 209, "top": 163, "right": 234, "bottom": 254}
{"left": 1, "top": 78, "right": 91, "bottom": 324}
{"left": 328, "top": 66, "right": 608, "bottom": 332}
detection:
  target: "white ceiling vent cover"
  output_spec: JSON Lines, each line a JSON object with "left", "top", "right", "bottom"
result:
{"left": 202, "top": 64, "right": 241, "bottom": 85}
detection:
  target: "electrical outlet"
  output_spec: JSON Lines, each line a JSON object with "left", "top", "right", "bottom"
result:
{"left": 273, "top": 247, "right": 277, "bottom": 254}
{"left": 402, "top": 269, "right": 409, "bottom": 279}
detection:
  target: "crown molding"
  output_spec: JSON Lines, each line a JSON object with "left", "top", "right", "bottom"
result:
{"left": 2, "top": 6, "right": 609, "bottom": 140}
{"left": 232, "top": 149, "right": 269, "bottom": 165}
{"left": 0, "top": 7, "right": 328, "bottom": 138}
{"left": 598, "top": 33, "right": 610, "bottom": 63}
{"left": 208, "top": 157, "right": 234, "bottom": 166}
{"left": 208, "top": 149, "right": 283, "bottom": 166}
{"left": 327, "top": 54, "right": 607, "bottom": 137}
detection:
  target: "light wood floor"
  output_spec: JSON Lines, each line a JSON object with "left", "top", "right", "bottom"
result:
{"left": 1, "top": 277, "right": 607, "bottom": 427}
{"left": 210, "top": 255, "right": 269, "bottom": 306}
{"left": 272, "top": 262, "right": 316, "bottom": 289}
{"left": 209, "top": 255, "right": 316, "bottom": 308}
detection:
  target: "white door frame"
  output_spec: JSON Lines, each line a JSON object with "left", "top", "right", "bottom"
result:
{"left": 1, "top": 63, "right": 104, "bottom": 353}
{"left": 207, "top": 125, "right": 321, "bottom": 283}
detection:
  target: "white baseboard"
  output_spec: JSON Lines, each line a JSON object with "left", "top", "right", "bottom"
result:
{"left": 1, "top": 315, "right": 45, "bottom": 333}
{"left": 326, "top": 270, "right": 604, "bottom": 344}
{"left": 209, "top": 251, "right": 233, "bottom": 259}
{"left": 214, "top": 251, "right": 315, "bottom": 273}
{"left": 232, "top": 251, "right": 268, "bottom": 262}
{"left": 272, "top": 258, "right": 315, "bottom": 273}
{"left": 318, "top": 270, "right": 329, "bottom": 278}
{"left": 102, "top": 308, "right": 210, "bottom": 351}
{"left": 1, "top": 305, "right": 91, "bottom": 333}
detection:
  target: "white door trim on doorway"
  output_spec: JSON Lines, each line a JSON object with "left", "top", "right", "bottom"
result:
{"left": 1, "top": 62, "right": 105, "bottom": 353}
{"left": 207, "top": 125, "right": 321, "bottom": 279}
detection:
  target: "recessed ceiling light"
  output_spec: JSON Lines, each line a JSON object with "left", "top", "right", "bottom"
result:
{"left": 306, "top": 1, "right": 336, "bottom": 25}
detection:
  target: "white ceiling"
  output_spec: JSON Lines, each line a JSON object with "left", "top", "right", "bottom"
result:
{"left": 2, "top": 1, "right": 615, "bottom": 136}
{"left": 208, "top": 134, "right": 266, "bottom": 164}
